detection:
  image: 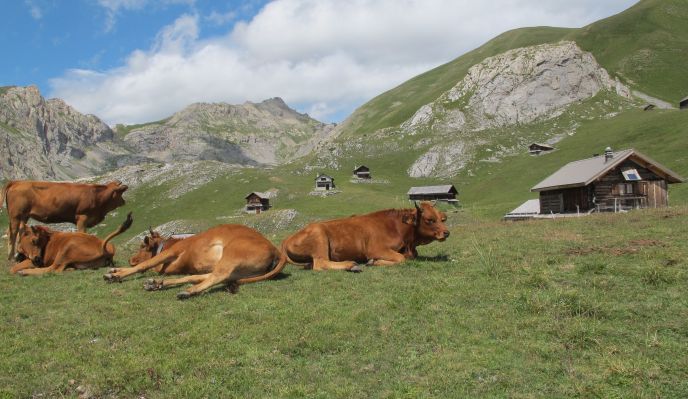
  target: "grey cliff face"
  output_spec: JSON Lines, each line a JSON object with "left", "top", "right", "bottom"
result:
{"left": 405, "top": 41, "right": 635, "bottom": 178}
{"left": 0, "top": 85, "right": 126, "bottom": 180}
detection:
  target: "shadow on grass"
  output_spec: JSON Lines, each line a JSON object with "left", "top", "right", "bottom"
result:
{"left": 415, "top": 254, "right": 449, "bottom": 262}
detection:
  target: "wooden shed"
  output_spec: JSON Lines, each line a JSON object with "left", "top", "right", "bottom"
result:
{"left": 315, "top": 174, "right": 335, "bottom": 191}
{"left": 407, "top": 185, "right": 458, "bottom": 203}
{"left": 531, "top": 147, "right": 684, "bottom": 214}
{"left": 352, "top": 165, "right": 371, "bottom": 179}
{"left": 528, "top": 143, "right": 555, "bottom": 155}
{"left": 245, "top": 192, "right": 270, "bottom": 214}
{"left": 680, "top": 96, "right": 688, "bottom": 110}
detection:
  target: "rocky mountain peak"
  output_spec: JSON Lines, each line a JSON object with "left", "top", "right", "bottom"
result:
{"left": 0, "top": 85, "right": 126, "bottom": 180}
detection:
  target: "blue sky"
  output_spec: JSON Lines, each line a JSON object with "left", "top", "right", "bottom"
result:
{"left": 1, "top": 0, "right": 637, "bottom": 125}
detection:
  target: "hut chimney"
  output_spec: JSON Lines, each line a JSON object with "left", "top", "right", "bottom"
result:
{"left": 604, "top": 147, "right": 613, "bottom": 163}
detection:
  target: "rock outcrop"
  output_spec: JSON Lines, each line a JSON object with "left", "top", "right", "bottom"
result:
{"left": 404, "top": 41, "right": 635, "bottom": 177}
{"left": 121, "top": 98, "right": 336, "bottom": 166}
{"left": 0, "top": 85, "right": 131, "bottom": 180}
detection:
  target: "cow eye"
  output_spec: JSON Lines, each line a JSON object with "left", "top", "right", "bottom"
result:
{"left": 426, "top": 219, "right": 435, "bottom": 224}
{"left": 32, "top": 238, "right": 39, "bottom": 245}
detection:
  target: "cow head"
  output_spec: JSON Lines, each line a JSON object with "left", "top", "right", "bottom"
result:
{"left": 405, "top": 201, "right": 450, "bottom": 242}
{"left": 16, "top": 225, "right": 51, "bottom": 266}
{"left": 105, "top": 180, "right": 128, "bottom": 209}
{"left": 129, "top": 228, "right": 163, "bottom": 266}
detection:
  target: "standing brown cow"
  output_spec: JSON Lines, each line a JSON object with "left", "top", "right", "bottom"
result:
{"left": 1, "top": 180, "right": 128, "bottom": 260}
{"left": 281, "top": 201, "right": 449, "bottom": 271}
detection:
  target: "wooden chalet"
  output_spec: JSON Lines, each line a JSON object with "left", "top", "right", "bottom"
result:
{"left": 352, "top": 165, "right": 371, "bottom": 179}
{"left": 407, "top": 185, "right": 458, "bottom": 203}
{"left": 528, "top": 143, "right": 555, "bottom": 155}
{"left": 245, "top": 192, "right": 270, "bottom": 214}
{"left": 531, "top": 147, "right": 684, "bottom": 214}
{"left": 680, "top": 96, "right": 688, "bottom": 110}
{"left": 315, "top": 174, "right": 335, "bottom": 191}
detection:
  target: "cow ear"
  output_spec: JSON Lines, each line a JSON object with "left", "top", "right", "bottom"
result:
{"left": 144, "top": 236, "right": 150, "bottom": 245}
{"left": 114, "top": 184, "right": 128, "bottom": 193}
{"left": 403, "top": 210, "right": 420, "bottom": 226}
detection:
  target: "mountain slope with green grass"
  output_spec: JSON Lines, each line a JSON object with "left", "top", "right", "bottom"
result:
{"left": 337, "top": 0, "right": 687, "bottom": 140}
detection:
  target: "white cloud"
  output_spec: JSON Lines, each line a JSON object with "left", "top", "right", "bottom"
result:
{"left": 98, "top": 0, "right": 195, "bottom": 32}
{"left": 51, "top": 0, "right": 637, "bottom": 125}
{"left": 25, "top": 0, "right": 43, "bottom": 20}
{"left": 205, "top": 10, "right": 237, "bottom": 26}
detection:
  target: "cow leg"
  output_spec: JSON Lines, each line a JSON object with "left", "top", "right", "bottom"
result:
{"left": 10, "top": 259, "right": 35, "bottom": 274}
{"left": 144, "top": 274, "right": 210, "bottom": 291}
{"left": 105, "top": 252, "right": 180, "bottom": 282}
{"left": 18, "top": 262, "right": 67, "bottom": 275}
{"left": 75, "top": 215, "right": 88, "bottom": 232}
{"left": 312, "top": 258, "right": 360, "bottom": 272}
{"left": 176, "top": 272, "right": 230, "bottom": 300}
{"left": 367, "top": 251, "right": 406, "bottom": 267}
{"left": 7, "top": 218, "right": 21, "bottom": 261}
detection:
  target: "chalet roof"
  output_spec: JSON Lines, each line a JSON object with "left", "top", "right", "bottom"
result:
{"left": 245, "top": 191, "right": 269, "bottom": 199}
{"left": 504, "top": 199, "right": 540, "bottom": 217}
{"left": 531, "top": 149, "right": 684, "bottom": 192}
{"left": 407, "top": 185, "right": 458, "bottom": 195}
{"left": 529, "top": 142, "right": 554, "bottom": 150}
{"left": 353, "top": 165, "right": 370, "bottom": 172}
{"left": 680, "top": 96, "right": 688, "bottom": 103}
{"left": 316, "top": 174, "right": 334, "bottom": 180}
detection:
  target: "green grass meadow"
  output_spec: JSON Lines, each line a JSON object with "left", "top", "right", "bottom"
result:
{"left": 2, "top": 206, "right": 688, "bottom": 398}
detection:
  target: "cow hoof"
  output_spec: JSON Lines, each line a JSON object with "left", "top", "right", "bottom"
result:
{"left": 144, "top": 279, "right": 162, "bottom": 291}
{"left": 226, "top": 281, "right": 240, "bottom": 294}
{"left": 17, "top": 270, "right": 27, "bottom": 277}
{"left": 348, "top": 265, "right": 363, "bottom": 273}
{"left": 108, "top": 268, "right": 119, "bottom": 274}
{"left": 366, "top": 259, "right": 375, "bottom": 266}
{"left": 177, "top": 291, "right": 191, "bottom": 300}
{"left": 103, "top": 273, "right": 121, "bottom": 283}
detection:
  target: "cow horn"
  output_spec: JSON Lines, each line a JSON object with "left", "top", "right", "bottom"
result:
{"left": 149, "top": 226, "right": 154, "bottom": 236}
{"left": 112, "top": 179, "right": 122, "bottom": 185}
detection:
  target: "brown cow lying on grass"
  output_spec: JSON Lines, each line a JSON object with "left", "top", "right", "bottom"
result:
{"left": 104, "top": 224, "right": 286, "bottom": 299}
{"left": 128, "top": 229, "right": 192, "bottom": 271}
{"left": 12, "top": 212, "right": 133, "bottom": 275}
{"left": 281, "top": 201, "right": 449, "bottom": 271}
{"left": 1, "top": 180, "right": 128, "bottom": 260}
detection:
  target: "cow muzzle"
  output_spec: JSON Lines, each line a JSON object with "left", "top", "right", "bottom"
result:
{"left": 437, "top": 231, "right": 450, "bottom": 241}
{"left": 14, "top": 252, "right": 27, "bottom": 262}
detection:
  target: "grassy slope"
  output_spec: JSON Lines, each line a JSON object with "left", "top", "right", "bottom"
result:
{"left": 571, "top": 0, "right": 688, "bottom": 103}
{"left": 339, "top": 0, "right": 688, "bottom": 139}
{"left": 461, "top": 107, "right": 688, "bottom": 217}
{"left": 1, "top": 208, "right": 687, "bottom": 397}
{"left": 338, "top": 26, "right": 573, "bottom": 137}
{"left": 2, "top": 0, "right": 688, "bottom": 396}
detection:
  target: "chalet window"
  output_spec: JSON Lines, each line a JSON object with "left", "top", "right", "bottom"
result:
{"left": 617, "top": 183, "right": 634, "bottom": 195}
{"left": 622, "top": 169, "right": 642, "bottom": 181}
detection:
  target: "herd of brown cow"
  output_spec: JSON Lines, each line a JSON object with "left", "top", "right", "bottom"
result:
{"left": 1, "top": 180, "right": 450, "bottom": 299}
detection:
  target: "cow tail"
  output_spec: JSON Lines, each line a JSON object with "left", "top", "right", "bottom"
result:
{"left": 236, "top": 249, "right": 288, "bottom": 285}
{"left": 101, "top": 212, "right": 134, "bottom": 256}
{"left": 0, "top": 181, "right": 12, "bottom": 213}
